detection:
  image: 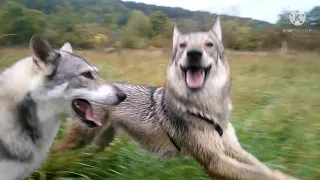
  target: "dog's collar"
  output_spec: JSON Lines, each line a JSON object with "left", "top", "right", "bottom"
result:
{"left": 162, "top": 88, "right": 223, "bottom": 153}
{"left": 166, "top": 111, "right": 223, "bottom": 153}
{"left": 187, "top": 111, "right": 223, "bottom": 136}
{"left": 164, "top": 87, "right": 223, "bottom": 136}
{"left": 167, "top": 133, "right": 181, "bottom": 152}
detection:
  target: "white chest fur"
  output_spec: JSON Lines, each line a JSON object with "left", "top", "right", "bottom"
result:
{"left": 0, "top": 103, "right": 63, "bottom": 180}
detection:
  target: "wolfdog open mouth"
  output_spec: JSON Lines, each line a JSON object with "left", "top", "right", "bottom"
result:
{"left": 72, "top": 99, "right": 102, "bottom": 127}
{"left": 180, "top": 65, "right": 212, "bottom": 90}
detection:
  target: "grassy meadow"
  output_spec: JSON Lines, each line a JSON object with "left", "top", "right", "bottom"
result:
{"left": 0, "top": 48, "right": 319, "bottom": 180}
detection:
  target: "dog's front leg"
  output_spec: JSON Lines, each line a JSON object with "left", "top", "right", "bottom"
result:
{"left": 221, "top": 122, "right": 272, "bottom": 172}
{"left": 178, "top": 129, "right": 290, "bottom": 180}
{"left": 93, "top": 125, "right": 116, "bottom": 151}
{"left": 222, "top": 122, "right": 297, "bottom": 180}
{"left": 51, "top": 119, "right": 100, "bottom": 153}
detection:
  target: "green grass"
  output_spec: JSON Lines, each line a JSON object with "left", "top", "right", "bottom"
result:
{"left": 0, "top": 48, "right": 319, "bottom": 180}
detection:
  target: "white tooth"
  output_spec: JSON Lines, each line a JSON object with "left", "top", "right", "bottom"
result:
{"left": 177, "top": 104, "right": 186, "bottom": 112}
{"left": 75, "top": 102, "right": 80, "bottom": 108}
{"left": 204, "top": 113, "right": 211, "bottom": 120}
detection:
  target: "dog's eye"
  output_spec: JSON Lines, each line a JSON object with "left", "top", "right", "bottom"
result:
{"left": 81, "top": 71, "right": 94, "bottom": 79}
{"left": 206, "top": 42, "right": 214, "bottom": 47}
{"left": 180, "top": 43, "right": 186, "bottom": 48}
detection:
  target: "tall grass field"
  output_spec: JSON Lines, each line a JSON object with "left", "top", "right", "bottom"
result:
{"left": 0, "top": 48, "right": 319, "bottom": 180}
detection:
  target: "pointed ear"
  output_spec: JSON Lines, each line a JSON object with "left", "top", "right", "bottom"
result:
{"left": 30, "top": 35, "right": 56, "bottom": 63}
{"left": 211, "top": 16, "right": 222, "bottom": 41}
{"left": 30, "top": 35, "right": 60, "bottom": 77}
{"left": 173, "top": 25, "right": 181, "bottom": 48}
{"left": 60, "top": 42, "right": 73, "bottom": 53}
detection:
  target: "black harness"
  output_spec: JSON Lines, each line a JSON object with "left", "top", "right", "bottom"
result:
{"left": 157, "top": 89, "right": 223, "bottom": 152}
{"left": 188, "top": 112, "right": 223, "bottom": 136}
{"left": 167, "top": 112, "right": 223, "bottom": 152}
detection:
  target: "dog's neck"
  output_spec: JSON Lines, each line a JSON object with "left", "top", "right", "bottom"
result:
{"left": 16, "top": 93, "right": 65, "bottom": 146}
{"left": 164, "top": 83, "right": 231, "bottom": 130}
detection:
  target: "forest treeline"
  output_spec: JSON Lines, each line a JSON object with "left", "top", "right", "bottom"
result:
{"left": 0, "top": 0, "right": 319, "bottom": 51}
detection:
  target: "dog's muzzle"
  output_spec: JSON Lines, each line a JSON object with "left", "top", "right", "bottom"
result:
{"left": 186, "top": 47, "right": 203, "bottom": 66}
{"left": 180, "top": 48, "right": 211, "bottom": 91}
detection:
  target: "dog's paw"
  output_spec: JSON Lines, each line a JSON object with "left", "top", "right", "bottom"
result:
{"left": 272, "top": 171, "right": 298, "bottom": 180}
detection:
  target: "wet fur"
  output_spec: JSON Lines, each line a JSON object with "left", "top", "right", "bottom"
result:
{"left": 53, "top": 18, "right": 296, "bottom": 180}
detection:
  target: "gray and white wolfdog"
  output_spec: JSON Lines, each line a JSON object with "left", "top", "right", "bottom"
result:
{"left": 53, "top": 17, "right": 297, "bottom": 180}
{"left": 0, "top": 36, "right": 126, "bottom": 180}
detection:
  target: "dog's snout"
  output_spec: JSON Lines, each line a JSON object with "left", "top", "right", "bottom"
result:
{"left": 187, "top": 48, "right": 203, "bottom": 59}
{"left": 116, "top": 89, "right": 127, "bottom": 102}
{"left": 186, "top": 47, "right": 203, "bottom": 67}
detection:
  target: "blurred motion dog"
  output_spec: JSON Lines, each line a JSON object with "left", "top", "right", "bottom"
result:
{"left": 0, "top": 36, "right": 126, "bottom": 180}
{"left": 53, "top": 17, "right": 296, "bottom": 180}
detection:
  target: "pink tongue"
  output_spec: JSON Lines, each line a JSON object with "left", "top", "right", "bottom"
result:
{"left": 85, "top": 106, "right": 102, "bottom": 127}
{"left": 186, "top": 70, "right": 205, "bottom": 88}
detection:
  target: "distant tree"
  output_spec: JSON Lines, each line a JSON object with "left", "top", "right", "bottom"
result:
{"left": 150, "top": 11, "right": 169, "bottom": 36}
{"left": 0, "top": 0, "right": 7, "bottom": 6}
{"left": 162, "top": 21, "right": 174, "bottom": 39}
{"left": 178, "top": 18, "right": 199, "bottom": 33}
{"left": 0, "top": 0, "right": 319, "bottom": 51}
{"left": 276, "top": 10, "right": 293, "bottom": 28}
{"left": 259, "top": 28, "right": 284, "bottom": 50}
{"left": 127, "top": 10, "right": 152, "bottom": 38}
{"left": 192, "top": 13, "right": 216, "bottom": 31}
{"left": 221, "top": 20, "right": 238, "bottom": 48}
{"left": 0, "top": 1, "right": 47, "bottom": 45}
{"left": 120, "top": 11, "right": 151, "bottom": 48}
{"left": 235, "top": 26, "right": 261, "bottom": 50}
{"left": 104, "top": 14, "right": 117, "bottom": 30}
{"left": 307, "top": 6, "right": 320, "bottom": 28}
{"left": 120, "top": 27, "right": 139, "bottom": 48}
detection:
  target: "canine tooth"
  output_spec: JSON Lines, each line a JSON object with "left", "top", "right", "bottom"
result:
{"left": 75, "top": 102, "right": 80, "bottom": 108}
{"left": 178, "top": 104, "right": 186, "bottom": 112}
{"left": 198, "top": 111, "right": 204, "bottom": 117}
{"left": 204, "top": 113, "right": 211, "bottom": 120}
{"left": 190, "top": 107, "right": 197, "bottom": 114}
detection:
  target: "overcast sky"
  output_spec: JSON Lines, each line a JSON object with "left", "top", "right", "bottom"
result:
{"left": 123, "top": 0, "right": 319, "bottom": 23}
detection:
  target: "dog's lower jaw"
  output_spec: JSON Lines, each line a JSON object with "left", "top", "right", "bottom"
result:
{"left": 180, "top": 64, "right": 212, "bottom": 91}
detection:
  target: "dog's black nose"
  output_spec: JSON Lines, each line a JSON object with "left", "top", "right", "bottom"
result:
{"left": 187, "top": 48, "right": 203, "bottom": 59}
{"left": 116, "top": 90, "right": 127, "bottom": 102}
